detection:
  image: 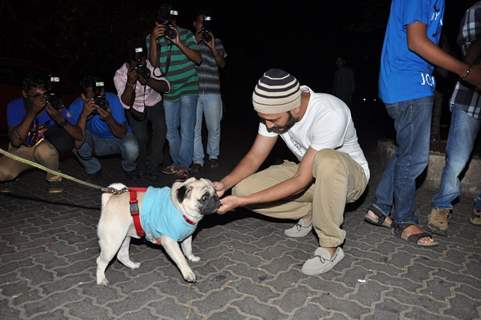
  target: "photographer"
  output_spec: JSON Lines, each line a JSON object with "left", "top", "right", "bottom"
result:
{"left": 191, "top": 12, "right": 227, "bottom": 173}
{"left": 0, "top": 74, "right": 82, "bottom": 193}
{"left": 69, "top": 76, "right": 139, "bottom": 178}
{"left": 114, "top": 46, "right": 170, "bottom": 178}
{"left": 146, "top": 3, "right": 201, "bottom": 178}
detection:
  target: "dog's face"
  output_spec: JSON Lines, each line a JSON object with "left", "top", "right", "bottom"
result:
{"left": 172, "top": 177, "right": 220, "bottom": 216}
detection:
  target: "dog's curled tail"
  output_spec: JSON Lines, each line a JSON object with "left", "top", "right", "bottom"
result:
{"left": 101, "top": 183, "right": 128, "bottom": 208}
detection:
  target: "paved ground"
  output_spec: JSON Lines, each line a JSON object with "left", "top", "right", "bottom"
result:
{"left": 1, "top": 120, "right": 480, "bottom": 320}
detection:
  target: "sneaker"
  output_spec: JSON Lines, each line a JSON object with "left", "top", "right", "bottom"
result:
{"left": 302, "top": 247, "right": 345, "bottom": 275}
{"left": 284, "top": 219, "right": 313, "bottom": 238}
{"left": 470, "top": 208, "right": 481, "bottom": 225}
{"left": 0, "top": 180, "right": 14, "bottom": 193}
{"left": 427, "top": 208, "right": 451, "bottom": 236}
{"left": 208, "top": 158, "right": 219, "bottom": 169}
{"left": 190, "top": 163, "right": 203, "bottom": 174}
{"left": 48, "top": 180, "right": 64, "bottom": 194}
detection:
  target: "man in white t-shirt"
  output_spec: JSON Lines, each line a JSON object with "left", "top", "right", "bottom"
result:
{"left": 214, "top": 69, "right": 369, "bottom": 275}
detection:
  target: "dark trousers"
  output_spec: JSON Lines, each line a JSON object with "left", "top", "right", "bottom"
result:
{"left": 126, "top": 101, "right": 167, "bottom": 171}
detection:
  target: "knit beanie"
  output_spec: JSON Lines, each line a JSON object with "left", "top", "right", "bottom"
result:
{"left": 252, "top": 69, "right": 301, "bottom": 114}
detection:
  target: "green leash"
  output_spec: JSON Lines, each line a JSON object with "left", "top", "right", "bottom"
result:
{"left": 0, "top": 147, "right": 120, "bottom": 193}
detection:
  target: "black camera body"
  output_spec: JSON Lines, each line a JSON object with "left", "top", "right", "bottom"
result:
{"left": 201, "top": 16, "right": 212, "bottom": 43}
{"left": 156, "top": 9, "right": 178, "bottom": 39}
{"left": 133, "top": 47, "right": 150, "bottom": 80}
{"left": 45, "top": 76, "right": 64, "bottom": 110}
{"left": 93, "top": 81, "right": 109, "bottom": 110}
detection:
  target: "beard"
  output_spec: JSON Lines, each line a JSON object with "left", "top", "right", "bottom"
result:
{"left": 267, "top": 112, "right": 298, "bottom": 134}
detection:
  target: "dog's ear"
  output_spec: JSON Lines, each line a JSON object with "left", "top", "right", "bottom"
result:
{"left": 176, "top": 185, "right": 187, "bottom": 203}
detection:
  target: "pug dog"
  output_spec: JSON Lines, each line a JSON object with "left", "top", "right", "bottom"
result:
{"left": 96, "top": 177, "right": 220, "bottom": 286}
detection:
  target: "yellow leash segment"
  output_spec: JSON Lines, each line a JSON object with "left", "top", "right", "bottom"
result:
{"left": 0, "top": 147, "right": 116, "bottom": 193}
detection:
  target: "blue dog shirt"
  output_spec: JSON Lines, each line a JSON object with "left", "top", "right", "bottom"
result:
{"left": 140, "top": 186, "right": 196, "bottom": 242}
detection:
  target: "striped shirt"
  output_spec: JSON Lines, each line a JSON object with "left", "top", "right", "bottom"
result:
{"left": 146, "top": 27, "right": 199, "bottom": 101}
{"left": 196, "top": 38, "right": 226, "bottom": 94}
{"left": 450, "top": 1, "right": 481, "bottom": 119}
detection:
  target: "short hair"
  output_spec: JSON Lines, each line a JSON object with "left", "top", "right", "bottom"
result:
{"left": 80, "top": 75, "right": 102, "bottom": 91}
{"left": 22, "top": 73, "right": 50, "bottom": 91}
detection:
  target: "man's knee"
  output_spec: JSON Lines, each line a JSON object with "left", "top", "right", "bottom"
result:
{"left": 34, "top": 142, "right": 59, "bottom": 164}
{"left": 232, "top": 180, "right": 252, "bottom": 197}
{"left": 313, "top": 149, "right": 344, "bottom": 178}
{"left": 122, "top": 135, "right": 139, "bottom": 160}
{"left": 0, "top": 163, "right": 16, "bottom": 181}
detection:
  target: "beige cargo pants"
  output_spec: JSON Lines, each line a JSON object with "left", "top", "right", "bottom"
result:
{"left": 0, "top": 140, "right": 61, "bottom": 182}
{"left": 232, "top": 149, "right": 367, "bottom": 247}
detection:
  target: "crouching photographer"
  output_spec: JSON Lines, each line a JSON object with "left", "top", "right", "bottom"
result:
{"left": 0, "top": 74, "right": 82, "bottom": 193}
{"left": 69, "top": 76, "right": 139, "bottom": 179}
{"left": 114, "top": 46, "right": 170, "bottom": 178}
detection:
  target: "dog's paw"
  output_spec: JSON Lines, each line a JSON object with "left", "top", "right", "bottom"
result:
{"left": 187, "top": 255, "right": 200, "bottom": 262}
{"left": 97, "top": 277, "right": 109, "bottom": 286}
{"left": 182, "top": 269, "right": 197, "bottom": 283}
{"left": 126, "top": 261, "right": 141, "bottom": 269}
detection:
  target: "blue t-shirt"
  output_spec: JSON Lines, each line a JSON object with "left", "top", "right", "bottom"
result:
{"left": 379, "top": 0, "right": 445, "bottom": 104}
{"left": 68, "top": 92, "right": 128, "bottom": 139}
{"left": 6, "top": 97, "right": 72, "bottom": 146}
{"left": 140, "top": 186, "right": 196, "bottom": 242}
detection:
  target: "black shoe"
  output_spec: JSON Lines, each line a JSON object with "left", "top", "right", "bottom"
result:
{"left": 208, "top": 158, "right": 219, "bottom": 169}
{"left": 0, "top": 180, "right": 15, "bottom": 193}
{"left": 48, "top": 180, "right": 64, "bottom": 193}
{"left": 190, "top": 163, "right": 203, "bottom": 174}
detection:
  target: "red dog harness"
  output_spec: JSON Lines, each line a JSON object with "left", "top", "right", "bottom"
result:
{"left": 129, "top": 187, "right": 148, "bottom": 237}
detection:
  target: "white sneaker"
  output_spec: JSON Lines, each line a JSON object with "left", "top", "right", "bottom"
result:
{"left": 284, "top": 219, "right": 313, "bottom": 238}
{"left": 301, "top": 247, "right": 344, "bottom": 275}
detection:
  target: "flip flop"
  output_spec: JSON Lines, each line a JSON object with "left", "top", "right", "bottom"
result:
{"left": 364, "top": 205, "right": 392, "bottom": 228}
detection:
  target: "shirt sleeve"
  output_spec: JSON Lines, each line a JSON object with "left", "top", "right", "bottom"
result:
{"left": 401, "top": 0, "right": 431, "bottom": 27}
{"left": 6, "top": 99, "right": 27, "bottom": 128}
{"left": 184, "top": 30, "right": 199, "bottom": 51}
{"left": 113, "top": 64, "right": 128, "bottom": 108}
{"left": 458, "top": 4, "right": 481, "bottom": 49}
{"left": 67, "top": 98, "right": 84, "bottom": 125}
{"left": 309, "top": 107, "right": 348, "bottom": 151}
{"left": 215, "top": 38, "right": 227, "bottom": 58}
{"left": 106, "top": 93, "right": 127, "bottom": 125}
{"left": 258, "top": 122, "right": 278, "bottom": 137}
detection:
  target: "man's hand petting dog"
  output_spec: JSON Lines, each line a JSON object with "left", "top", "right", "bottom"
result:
{"left": 217, "top": 195, "right": 246, "bottom": 214}
{"left": 96, "top": 177, "right": 220, "bottom": 285}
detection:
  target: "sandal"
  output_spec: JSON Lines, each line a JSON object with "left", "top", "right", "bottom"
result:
{"left": 364, "top": 205, "right": 392, "bottom": 228}
{"left": 393, "top": 224, "right": 438, "bottom": 247}
{"left": 470, "top": 208, "right": 481, "bottom": 225}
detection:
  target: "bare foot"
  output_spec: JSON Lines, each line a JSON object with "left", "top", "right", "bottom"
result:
{"left": 400, "top": 225, "right": 437, "bottom": 246}
{"left": 365, "top": 210, "right": 392, "bottom": 227}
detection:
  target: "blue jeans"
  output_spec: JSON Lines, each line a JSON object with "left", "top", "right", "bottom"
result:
{"left": 164, "top": 95, "right": 198, "bottom": 167}
{"left": 372, "top": 97, "right": 433, "bottom": 225}
{"left": 432, "top": 107, "right": 481, "bottom": 210}
{"left": 76, "top": 130, "right": 138, "bottom": 174}
{"left": 193, "top": 93, "right": 223, "bottom": 165}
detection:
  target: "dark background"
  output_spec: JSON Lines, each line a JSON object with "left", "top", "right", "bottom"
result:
{"left": 0, "top": 0, "right": 475, "bottom": 131}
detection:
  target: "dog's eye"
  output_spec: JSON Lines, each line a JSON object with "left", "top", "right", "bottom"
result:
{"left": 201, "top": 195, "right": 208, "bottom": 202}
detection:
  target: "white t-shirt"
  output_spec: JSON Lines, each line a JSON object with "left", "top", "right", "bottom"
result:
{"left": 258, "top": 86, "right": 370, "bottom": 180}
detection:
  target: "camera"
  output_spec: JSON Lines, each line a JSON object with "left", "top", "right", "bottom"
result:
{"left": 93, "top": 81, "right": 109, "bottom": 110}
{"left": 45, "top": 76, "right": 64, "bottom": 110}
{"left": 133, "top": 47, "right": 150, "bottom": 80}
{"left": 156, "top": 8, "right": 178, "bottom": 39}
{"left": 201, "top": 16, "right": 212, "bottom": 43}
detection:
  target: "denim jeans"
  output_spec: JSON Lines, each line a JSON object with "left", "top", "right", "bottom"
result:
{"left": 163, "top": 95, "right": 198, "bottom": 167}
{"left": 193, "top": 93, "right": 223, "bottom": 165}
{"left": 432, "top": 107, "right": 481, "bottom": 210}
{"left": 76, "top": 130, "right": 138, "bottom": 174}
{"left": 372, "top": 97, "right": 433, "bottom": 225}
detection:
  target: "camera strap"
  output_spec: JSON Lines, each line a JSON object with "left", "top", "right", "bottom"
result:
{"left": 158, "top": 42, "right": 173, "bottom": 76}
